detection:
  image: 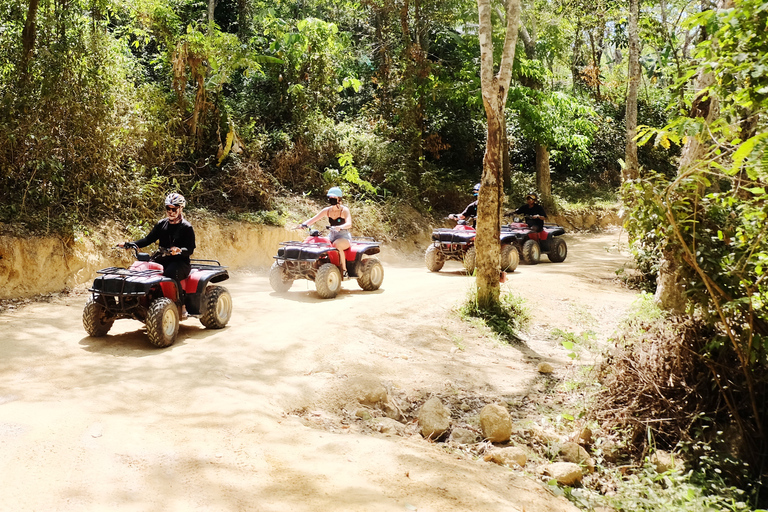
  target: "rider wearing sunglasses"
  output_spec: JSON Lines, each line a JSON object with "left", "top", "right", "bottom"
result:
{"left": 119, "top": 193, "right": 196, "bottom": 283}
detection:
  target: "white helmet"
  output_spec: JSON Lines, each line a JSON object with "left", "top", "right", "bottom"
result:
{"left": 165, "top": 193, "right": 186, "bottom": 208}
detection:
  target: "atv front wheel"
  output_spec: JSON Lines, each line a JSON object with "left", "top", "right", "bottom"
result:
{"left": 500, "top": 244, "right": 520, "bottom": 272}
{"left": 521, "top": 239, "right": 541, "bottom": 265}
{"left": 269, "top": 261, "right": 294, "bottom": 292}
{"left": 200, "top": 285, "right": 232, "bottom": 329}
{"left": 315, "top": 263, "right": 342, "bottom": 299}
{"left": 146, "top": 297, "right": 179, "bottom": 348}
{"left": 548, "top": 238, "right": 568, "bottom": 263}
{"left": 463, "top": 246, "right": 477, "bottom": 274}
{"left": 357, "top": 258, "right": 384, "bottom": 291}
{"left": 425, "top": 245, "right": 445, "bottom": 272}
{"left": 83, "top": 296, "right": 114, "bottom": 337}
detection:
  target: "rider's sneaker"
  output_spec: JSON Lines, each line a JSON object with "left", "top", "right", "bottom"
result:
{"left": 181, "top": 307, "right": 189, "bottom": 320}
{"left": 343, "top": 270, "right": 349, "bottom": 279}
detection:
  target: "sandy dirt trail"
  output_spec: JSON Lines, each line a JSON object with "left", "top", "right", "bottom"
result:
{"left": 0, "top": 229, "right": 636, "bottom": 512}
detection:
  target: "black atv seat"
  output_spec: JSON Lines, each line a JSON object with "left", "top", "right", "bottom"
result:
{"left": 277, "top": 243, "right": 332, "bottom": 261}
{"left": 432, "top": 229, "right": 475, "bottom": 244}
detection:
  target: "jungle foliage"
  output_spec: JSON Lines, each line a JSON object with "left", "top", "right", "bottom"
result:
{"left": 4, "top": 0, "right": 768, "bottom": 506}
{"left": 0, "top": 0, "right": 673, "bottom": 233}
{"left": 615, "top": 0, "right": 768, "bottom": 504}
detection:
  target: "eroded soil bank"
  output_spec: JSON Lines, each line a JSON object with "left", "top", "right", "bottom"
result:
{"left": 0, "top": 208, "right": 620, "bottom": 301}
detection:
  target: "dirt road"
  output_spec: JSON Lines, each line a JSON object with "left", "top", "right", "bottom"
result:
{"left": 0, "top": 229, "right": 636, "bottom": 512}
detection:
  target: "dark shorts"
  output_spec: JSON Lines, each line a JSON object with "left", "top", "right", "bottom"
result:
{"left": 162, "top": 260, "right": 191, "bottom": 282}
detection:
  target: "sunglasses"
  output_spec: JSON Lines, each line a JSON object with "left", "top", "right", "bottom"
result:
{"left": 166, "top": 206, "right": 179, "bottom": 212}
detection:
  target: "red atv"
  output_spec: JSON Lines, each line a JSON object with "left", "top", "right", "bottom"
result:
{"left": 501, "top": 216, "right": 568, "bottom": 264}
{"left": 269, "top": 228, "right": 384, "bottom": 299}
{"left": 83, "top": 244, "right": 233, "bottom": 348}
{"left": 425, "top": 217, "right": 519, "bottom": 274}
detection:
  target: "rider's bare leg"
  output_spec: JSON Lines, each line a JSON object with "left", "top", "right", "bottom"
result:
{"left": 334, "top": 239, "right": 351, "bottom": 274}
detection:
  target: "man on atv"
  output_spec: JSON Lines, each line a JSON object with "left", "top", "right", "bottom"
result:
{"left": 448, "top": 183, "right": 480, "bottom": 227}
{"left": 119, "top": 193, "right": 196, "bottom": 283}
{"left": 512, "top": 192, "right": 548, "bottom": 232}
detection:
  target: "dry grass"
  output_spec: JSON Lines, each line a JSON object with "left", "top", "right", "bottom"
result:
{"left": 593, "top": 316, "right": 722, "bottom": 457}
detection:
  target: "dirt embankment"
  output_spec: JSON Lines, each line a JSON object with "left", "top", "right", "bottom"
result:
{"left": 0, "top": 207, "right": 621, "bottom": 300}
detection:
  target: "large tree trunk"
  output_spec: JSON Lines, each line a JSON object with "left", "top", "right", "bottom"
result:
{"left": 475, "top": 0, "right": 521, "bottom": 309}
{"left": 519, "top": 23, "right": 552, "bottom": 207}
{"left": 20, "top": 0, "right": 40, "bottom": 82}
{"left": 624, "top": 0, "right": 640, "bottom": 182}
{"left": 535, "top": 142, "right": 553, "bottom": 211}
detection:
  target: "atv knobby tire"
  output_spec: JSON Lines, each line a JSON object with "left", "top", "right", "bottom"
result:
{"left": 425, "top": 245, "right": 445, "bottom": 272}
{"left": 548, "top": 237, "right": 568, "bottom": 263}
{"left": 357, "top": 258, "right": 384, "bottom": 291}
{"left": 315, "top": 263, "right": 342, "bottom": 299}
{"left": 200, "top": 285, "right": 232, "bottom": 329}
{"left": 500, "top": 244, "right": 520, "bottom": 272}
{"left": 83, "top": 296, "right": 114, "bottom": 337}
{"left": 463, "top": 246, "right": 477, "bottom": 274}
{"left": 269, "top": 261, "right": 294, "bottom": 292}
{"left": 521, "top": 239, "right": 541, "bottom": 265}
{"left": 146, "top": 297, "right": 179, "bottom": 348}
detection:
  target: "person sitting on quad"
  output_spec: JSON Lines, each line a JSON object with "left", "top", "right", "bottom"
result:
{"left": 299, "top": 187, "right": 352, "bottom": 277}
{"left": 512, "top": 192, "right": 548, "bottom": 232}
{"left": 448, "top": 183, "right": 480, "bottom": 226}
{"left": 119, "top": 192, "right": 196, "bottom": 283}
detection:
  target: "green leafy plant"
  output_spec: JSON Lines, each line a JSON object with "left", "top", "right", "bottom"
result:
{"left": 458, "top": 287, "right": 530, "bottom": 342}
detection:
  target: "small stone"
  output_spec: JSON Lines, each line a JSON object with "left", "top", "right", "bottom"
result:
{"left": 449, "top": 427, "right": 477, "bottom": 445}
{"left": 485, "top": 446, "right": 528, "bottom": 467}
{"left": 559, "top": 441, "right": 595, "bottom": 473}
{"left": 349, "top": 376, "right": 388, "bottom": 406}
{"left": 544, "top": 462, "right": 583, "bottom": 486}
{"left": 650, "top": 450, "right": 676, "bottom": 473}
{"left": 371, "top": 417, "right": 405, "bottom": 435}
{"left": 417, "top": 397, "right": 451, "bottom": 439}
{"left": 537, "top": 362, "right": 554, "bottom": 374}
{"left": 479, "top": 404, "right": 512, "bottom": 443}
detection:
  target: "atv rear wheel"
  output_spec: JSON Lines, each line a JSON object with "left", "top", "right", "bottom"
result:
{"left": 500, "top": 244, "right": 520, "bottom": 272}
{"left": 315, "top": 263, "right": 342, "bottom": 299}
{"left": 200, "top": 285, "right": 232, "bottom": 329}
{"left": 425, "top": 245, "right": 445, "bottom": 272}
{"left": 548, "top": 237, "right": 568, "bottom": 263}
{"left": 357, "top": 258, "right": 384, "bottom": 291}
{"left": 269, "top": 261, "right": 294, "bottom": 292}
{"left": 83, "top": 296, "right": 114, "bottom": 337}
{"left": 463, "top": 246, "right": 477, "bottom": 274}
{"left": 521, "top": 239, "right": 541, "bottom": 265}
{"left": 146, "top": 297, "right": 179, "bottom": 348}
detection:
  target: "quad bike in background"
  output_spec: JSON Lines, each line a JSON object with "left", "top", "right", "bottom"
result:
{"left": 425, "top": 217, "right": 519, "bottom": 274}
{"left": 269, "top": 227, "right": 384, "bottom": 299}
{"left": 501, "top": 216, "right": 568, "bottom": 265}
{"left": 82, "top": 244, "right": 232, "bottom": 348}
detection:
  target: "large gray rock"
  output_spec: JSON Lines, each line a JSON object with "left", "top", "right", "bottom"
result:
{"left": 544, "top": 462, "right": 583, "bottom": 486}
{"left": 417, "top": 396, "right": 451, "bottom": 439}
{"left": 479, "top": 404, "right": 512, "bottom": 443}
